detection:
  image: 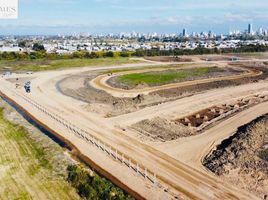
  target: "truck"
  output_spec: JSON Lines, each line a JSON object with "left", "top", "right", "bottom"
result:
{"left": 24, "top": 81, "right": 31, "bottom": 93}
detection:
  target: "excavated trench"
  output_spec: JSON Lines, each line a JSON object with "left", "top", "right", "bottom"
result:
{"left": 176, "top": 93, "right": 268, "bottom": 130}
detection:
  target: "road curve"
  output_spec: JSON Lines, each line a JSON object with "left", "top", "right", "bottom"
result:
{"left": 0, "top": 62, "right": 265, "bottom": 200}
{"left": 90, "top": 64, "right": 262, "bottom": 98}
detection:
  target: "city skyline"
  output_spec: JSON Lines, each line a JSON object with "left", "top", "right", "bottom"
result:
{"left": 0, "top": 0, "right": 268, "bottom": 35}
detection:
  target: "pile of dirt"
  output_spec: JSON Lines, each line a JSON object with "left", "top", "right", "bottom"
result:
{"left": 57, "top": 73, "right": 168, "bottom": 117}
{"left": 145, "top": 56, "right": 193, "bottom": 62}
{"left": 203, "top": 114, "right": 268, "bottom": 199}
{"left": 132, "top": 117, "right": 193, "bottom": 142}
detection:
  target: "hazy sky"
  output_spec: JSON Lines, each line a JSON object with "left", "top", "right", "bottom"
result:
{"left": 1, "top": 0, "right": 268, "bottom": 35}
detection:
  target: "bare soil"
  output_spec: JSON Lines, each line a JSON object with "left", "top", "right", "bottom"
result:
{"left": 58, "top": 62, "right": 268, "bottom": 117}
{"left": 131, "top": 117, "right": 193, "bottom": 142}
{"left": 57, "top": 72, "right": 171, "bottom": 117}
{"left": 203, "top": 114, "right": 268, "bottom": 199}
{"left": 144, "top": 53, "right": 268, "bottom": 63}
{"left": 177, "top": 93, "right": 268, "bottom": 130}
{"left": 145, "top": 56, "right": 193, "bottom": 62}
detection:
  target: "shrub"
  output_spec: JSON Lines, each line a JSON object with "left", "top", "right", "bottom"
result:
{"left": 67, "top": 165, "right": 133, "bottom": 200}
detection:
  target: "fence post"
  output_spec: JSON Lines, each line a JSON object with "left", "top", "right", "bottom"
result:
{"left": 122, "top": 154, "right": 124, "bottom": 164}
{"left": 154, "top": 173, "right": 157, "bottom": 186}
{"left": 109, "top": 146, "right": 112, "bottom": 155}
{"left": 144, "top": 168, "right": 147, "bottom": 179}
{"left": 129, "top": 158, "right": 131, "bottom": 168}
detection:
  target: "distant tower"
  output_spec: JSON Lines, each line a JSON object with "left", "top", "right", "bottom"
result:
{"left": 182, "top": 28, "right": 187, "bottom": 37}
{"left": 248, "top": 23, "right": 253, "bottom": 34}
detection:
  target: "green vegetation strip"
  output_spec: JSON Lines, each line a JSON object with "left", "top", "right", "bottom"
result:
{"left": 0, "top": 107, "right": 79, "bottom": 200}
{"left": 118, "top": 67, "right": 212, "bottom": 86}
{"left": 67, "top": 165, "right": 133, "bottom": 200}
{"left": 0, "top": 57, "right": 139, "bottom": 72}
{"left": 0, "top": 104, "right": 133, "bottom": 200}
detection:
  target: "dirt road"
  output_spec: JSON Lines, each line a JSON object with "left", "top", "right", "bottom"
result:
{"left": 111, "top": 82, "right": 268, "bottom": 126}
{"left": 154, "top": 101, "right": 268, "bottom": 170}
{"left": 91, "top": 64, "right": 260, "bottom": 98}
{"left": 0, "top": 60, "right": 267, "bottom": 199}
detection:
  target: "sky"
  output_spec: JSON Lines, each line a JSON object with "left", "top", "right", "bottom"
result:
{"left": 1, "top": 0, "right": 268, "bottom": 35}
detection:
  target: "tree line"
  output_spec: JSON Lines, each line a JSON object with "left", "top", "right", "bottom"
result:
{"left": 1, "top": 44, "right": 268, "bottom": 61}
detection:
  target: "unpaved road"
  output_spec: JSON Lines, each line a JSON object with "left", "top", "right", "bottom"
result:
{"left": 110, "top": 82, "right": 268, "bottom": 126}
{"left": 154, "top": 101, "right": 268, "bottom": 170}
{"left": 0, "top": 59, "right": 267, "bottom": 199}
{"left": 91, "top": 64, "right": 260, "bottom": 98}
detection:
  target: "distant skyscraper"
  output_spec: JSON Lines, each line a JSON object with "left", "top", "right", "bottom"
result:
{"left": 258, "top": 27, "right": 263, "bottom": 35}
{"left": 248, "top": 23, "right": 253, "bottom": 34}
{"left": 182, "top": 28, "right": 187, "bottom": 37}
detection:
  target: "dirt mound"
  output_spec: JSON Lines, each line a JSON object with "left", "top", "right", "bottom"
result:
{"left": 203, "top": 114, "right": 268, "bottom": 199}
{"left": 132, "top": 117, "right": 193, "bottom": 142}
{"left": 57, "top": 73, "right": 168, "bottom": 117}
{"left": 145, "top": 56, "right": 193, "bottom": 62}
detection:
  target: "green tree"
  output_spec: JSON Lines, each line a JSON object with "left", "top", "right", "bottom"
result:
{"left": 33, "top": 43, "right": 45, "bottom": 51}
{"left": 18, "top": 41, "right": 26, "bottom": 48}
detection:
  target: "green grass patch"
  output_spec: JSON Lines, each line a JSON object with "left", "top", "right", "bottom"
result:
{"left": 0, "top": 57, "right": 139, "bottom": 72}
{"left": 118, "top": 67, "right": 212, "bottom": 86}
{"left": 103, "top": 64, "right": 191, "bottom": 75}
{"left": 0, "top": 108, "right": 52, "bottom": 174}
{"left": 0, "top": 106, "right": 80, "bottom": 200}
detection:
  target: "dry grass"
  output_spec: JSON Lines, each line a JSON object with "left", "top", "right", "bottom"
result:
{"left": 0, "top": 107, "right": 80, "bottom": 200}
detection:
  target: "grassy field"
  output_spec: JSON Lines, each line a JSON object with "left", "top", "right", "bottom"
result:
{"left": 0, "top": 107, "right": 80, "bottom": 200}
{"left": 118, "top": 67, "right": 212, "bottom": 86}
{"left": 0, "top": 57, "right": 140, "bottom": 72}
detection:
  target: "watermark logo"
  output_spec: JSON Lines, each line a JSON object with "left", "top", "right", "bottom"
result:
{"left": 0, "top": 0, "right": 18, "bottom": 19}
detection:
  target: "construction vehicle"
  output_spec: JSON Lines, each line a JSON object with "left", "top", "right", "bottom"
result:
{"left": 24, "top": 81, "right": 31, "bottom": 93}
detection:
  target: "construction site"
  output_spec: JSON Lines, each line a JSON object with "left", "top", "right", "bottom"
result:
{"left": 1, "top": 53, "right": 268, "bottom": 200}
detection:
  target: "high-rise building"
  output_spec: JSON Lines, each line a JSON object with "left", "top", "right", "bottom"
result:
{"left": 248, "top": 23, "right": 253, "bottom": 34}
{"left": 258, "top": 27, "right": 263, "bottom": 35}
{"left": 182, "top": 28, "right": 187, "bottom": 37}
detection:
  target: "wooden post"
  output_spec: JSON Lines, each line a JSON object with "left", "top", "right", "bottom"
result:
{"left": 122, "top": 154, "right": 125, "bottom": 164}
{"left": 144, "top": 168, "right": 147, "bottom": 179}
{"left": 154, "top": 174, "right": 156, "bottom": 185}
{"left": 129, "top": 158, "right": 131, "bottom": 168}
{"left": 109, "top": 146, "right": 111, "bottom": 155}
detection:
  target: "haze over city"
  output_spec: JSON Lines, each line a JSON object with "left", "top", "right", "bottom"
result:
{"left": 1, "top": 0, "right": 268, "bottom": 35}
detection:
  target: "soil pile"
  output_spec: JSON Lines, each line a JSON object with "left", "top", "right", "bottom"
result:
{"left": 203, "top": 114, "right": 268, "bottom": 199}
{"left": 132, "top": 117, "right": 193, "bottom": 141}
